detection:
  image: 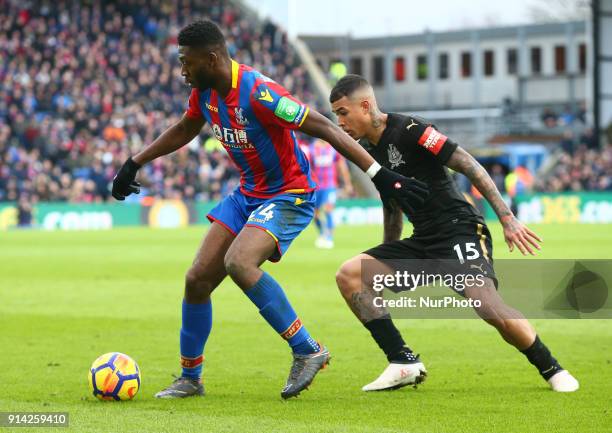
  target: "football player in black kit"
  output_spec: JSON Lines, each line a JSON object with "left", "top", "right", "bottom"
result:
{"left": 331, "top": 75, "right": 578, "bottom": 393}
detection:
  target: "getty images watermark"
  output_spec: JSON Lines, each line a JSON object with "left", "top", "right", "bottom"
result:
{"left": 362, "top": 259, "right": 612, "bottom": 319}
{"left": 372, "top": 270, "right": 486, "bottom": 309}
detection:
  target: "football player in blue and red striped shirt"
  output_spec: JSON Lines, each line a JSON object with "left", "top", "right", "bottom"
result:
{"left": 302, "top": 138, "right": 354, "bottom": 249}
{"left": 111, "top": 20, "right": 428, "bottom": 400}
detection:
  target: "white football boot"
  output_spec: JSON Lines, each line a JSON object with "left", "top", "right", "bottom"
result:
{"left": 315, "top": 236, "right": 334, "bottom": 249}
{"left": 547, "top": 370, "right": 579, "bottom": 392}
{"left": 362, "top": 360, "right": 427, "bottom": 391}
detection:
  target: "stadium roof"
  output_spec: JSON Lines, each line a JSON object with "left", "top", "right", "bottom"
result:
{"left": 301, "top": 20, "right": 587, "bottom": 51}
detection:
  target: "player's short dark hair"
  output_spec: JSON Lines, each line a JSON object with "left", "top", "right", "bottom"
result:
{"left": 329, "top": 74, "right": 370, "bottom": 103}
{"left": 178, "top": 20, "right": 226, "bottom": 49}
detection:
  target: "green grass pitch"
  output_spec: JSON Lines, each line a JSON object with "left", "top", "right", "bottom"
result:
{"left": 1, "top": 223, "right": 610, "bottom": 433}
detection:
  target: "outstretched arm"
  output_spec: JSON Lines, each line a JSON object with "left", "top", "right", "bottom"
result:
{"left": 337, "top": 158, "right": 354, "bottom": 196}
{"left": 299, "top": 110, "right": 429, "bottom": 215}
{"left": 299, "top": 109, "right": 375, "bottom": 171}
{"left": 112, "top": 114, "right": 205, "bottom": 200}
{"left": 446, "top": 146, "right": 542, "bottom": 255}
{"left": 132, "top": 114, "right": 205, "bottom": 165}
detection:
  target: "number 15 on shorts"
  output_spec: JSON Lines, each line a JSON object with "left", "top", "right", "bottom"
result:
{"left": 453, "top": 242, "right": 480, "bottom": 264}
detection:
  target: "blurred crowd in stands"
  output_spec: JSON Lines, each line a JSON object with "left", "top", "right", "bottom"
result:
{"left": 536, "top": 105, "right": 611, "bottom": 192}
{"left": 0, "top": 0, "right": 610, "bottom": 206}
{"left": 536, "top": 143, "right": 611, "bottom": 192}
{"left": 468, "top": 140, "right": 611, "bottom": 199}
{"left": 0, "top": 0, "right": 315, "bottom": 203}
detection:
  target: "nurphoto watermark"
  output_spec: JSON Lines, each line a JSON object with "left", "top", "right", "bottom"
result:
{"left": 361, "top": 259, "right": 612, "bottom": 319}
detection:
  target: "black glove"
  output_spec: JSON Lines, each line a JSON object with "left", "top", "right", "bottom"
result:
{"left": 112, "top": 157, "right": 141, "bottom": 201}
{"left": 371, "top": 166, "right": 429, "bottom": 214}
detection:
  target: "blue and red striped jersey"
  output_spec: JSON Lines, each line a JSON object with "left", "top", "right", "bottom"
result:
{"left": 307, "top": 139, "right": 339, "bottom": 190}
{"left": 185, "top": 60, "right": 316, "bottom": 198}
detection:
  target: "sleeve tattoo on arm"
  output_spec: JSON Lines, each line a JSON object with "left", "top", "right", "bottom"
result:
{"left": 445, "top": 146, "right": 543, "bottom": 255}
{"left": 446, "top": 147, "right": 511, "bottom": 220}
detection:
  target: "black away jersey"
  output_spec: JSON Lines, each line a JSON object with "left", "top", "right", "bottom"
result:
{"left": 360, "top": 113, "right": 484, "bottom": 235}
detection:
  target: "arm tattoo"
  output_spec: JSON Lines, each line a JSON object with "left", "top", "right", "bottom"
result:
{"left": 446, "top": 147, "right": 512, "bottom": 220}
{"left": 383, "top": 205, "right": 403, "bottom": 242}
{"left": 350, "top": 289, "right": 388, "bottom": 323}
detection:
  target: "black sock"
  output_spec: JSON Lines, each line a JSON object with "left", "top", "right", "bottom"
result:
{"left": 520, "top": 335, "right": 563, "bottom": 380}
{"left": 364, "top": 315, "right": 415, "bottom": 363}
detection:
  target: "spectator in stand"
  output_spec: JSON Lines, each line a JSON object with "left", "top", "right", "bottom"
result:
{"left": 16, "top": 194, "right": 33, "bottom": 227}
{"left": 579, "top": 127, "right": 598, "bottom": 150}
{"left": 558, "top": 105, "right": 575, "bottom": 127}
{"left": 490, "top": 163, "right": 506, "bottom": 194}
{"left": 541, "top": 107, "right": 558, "bottom": 128}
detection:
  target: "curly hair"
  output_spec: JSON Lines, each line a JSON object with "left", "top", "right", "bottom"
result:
{"left": 178, "top": 20, "right": 226, "bottom": 48}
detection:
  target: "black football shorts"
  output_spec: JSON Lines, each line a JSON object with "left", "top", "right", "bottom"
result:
{"left": 363, "top": 222, "right": 497, "bottom": 294}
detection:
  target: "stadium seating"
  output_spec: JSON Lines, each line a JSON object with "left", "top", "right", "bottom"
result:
{"left": 0, "top": 0, "right": 315, "bottom": 202}
{"left": 0, "top": 0, "right": 609, "bottom": 204}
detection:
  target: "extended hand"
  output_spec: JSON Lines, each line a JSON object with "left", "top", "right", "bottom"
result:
{"left": 112, "top": 157, "right": 141, "bottom": 201}
{"left": 501, "top": 215, "right": 542, "bottom": 255}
